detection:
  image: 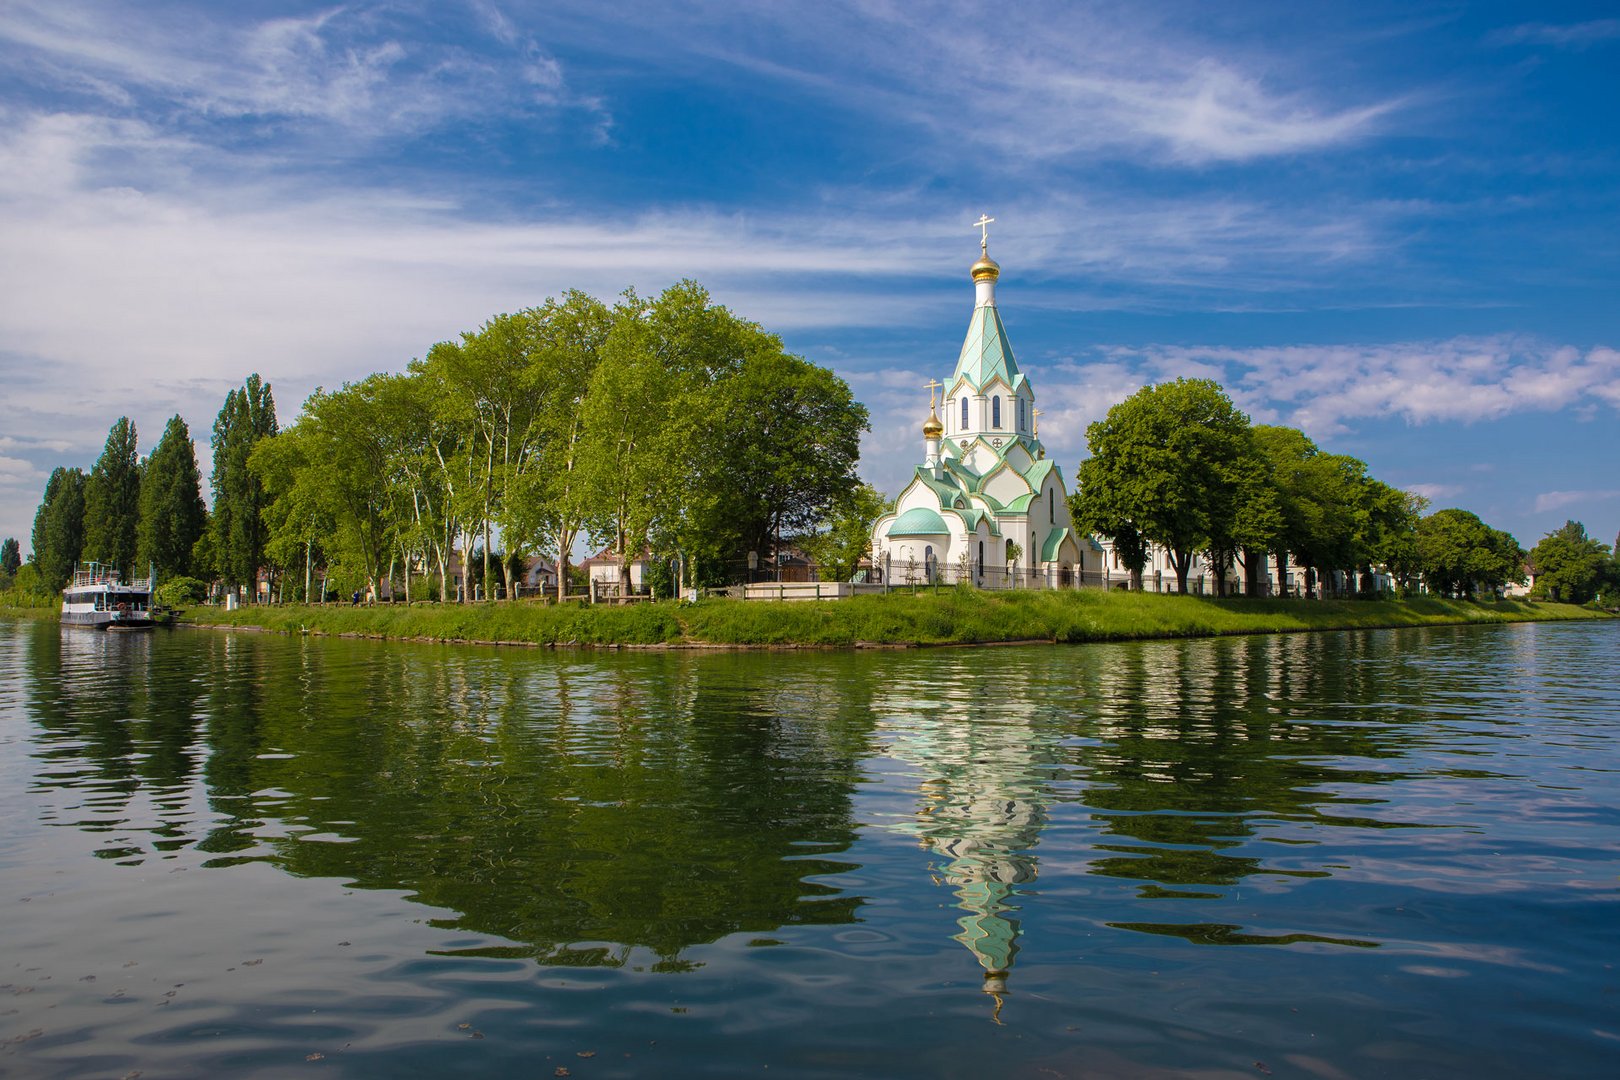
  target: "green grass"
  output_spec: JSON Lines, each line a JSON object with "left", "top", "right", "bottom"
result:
{"left": 0, "top": 589, "right": 60, "bottom": 618}
{"left": 180, "top": 589, "right": 1612, "bottom": 649}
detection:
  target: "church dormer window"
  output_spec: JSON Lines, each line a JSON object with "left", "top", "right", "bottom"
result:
{"left": 961, "top": 397, "right": 969, "bottom": 429}
{"left": 992, "top": 396, "right": 1001, "bottom": 428}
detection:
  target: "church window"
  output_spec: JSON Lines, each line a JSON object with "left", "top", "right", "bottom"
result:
{"left": 961, "top": 397, "right": 969, "bottom": 429}
{"left": 992, "top": 396, "right": 1001, "bottom": 428}
{"left": 1018, "top": 398, "right": 1025, "bottom": 430}
{"left": 977, "top": 540, "right": 985, "bottom": 580}
{"left": 925, "top": 545, "right": 936, "bottom": 583}
{"left": 1049, "top": 489, "right": 1054, "bottom": 524}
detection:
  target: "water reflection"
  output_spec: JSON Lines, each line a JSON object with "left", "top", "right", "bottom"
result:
{"left": 16, "top": 620, "right": 1620, "bottom": 990}
{"left": 876, "top": 683, "right": 1067, "bottom": 1015}
{"left": 23, "top": 627, "right": 875, "bottom": 969}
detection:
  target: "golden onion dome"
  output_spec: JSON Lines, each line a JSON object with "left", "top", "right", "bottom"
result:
{"left": 923, "top": 409, "right": 944, "bottom": 439}
{"left": 971, "top": 251, "right": 1000, "bottom": 282}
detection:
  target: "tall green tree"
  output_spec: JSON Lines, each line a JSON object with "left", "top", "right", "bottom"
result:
{"left": 797, "top": 483, "right": 889, "bottom": 583}
{"left": 1075, "top": 378, "right": 1255, "bottom": 593}
{"left": 82, "top": 417, "right": 142, "bottom": 577}
{"left": 1199, "top": 429, "right": 1279, "bottom": 596}
{"left": 30, "top": 466, "right": 87, "bottom": 590}
{"left": 136, "top": 415, "right": 208, "bottom": 580}
{"left": 695, "top": 350, "right": 869, "bottom": 572}
{"left": 211, "top": 375, "right": 278, "bottom": 594}
{"left": 0, "top": 537, "right": 19, "bottom": 577}
{"left": 1529, "top": 520, "right": 1611, "bottom": 603}
{"left": 251, "top": 378, "right": 397, "bottom": 600}
{"left": 1416, "top": 508, "right": 1523, "bottom": 597}
{"left": 1358, "top": 480, "right": 1427, "bottom": 593}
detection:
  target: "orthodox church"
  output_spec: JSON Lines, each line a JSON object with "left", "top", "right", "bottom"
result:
{"left": 871, "top": 224, "right": 1089, "bottom": 587}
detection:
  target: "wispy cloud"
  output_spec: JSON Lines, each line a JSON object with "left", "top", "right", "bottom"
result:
{"left": 1533, "top": 490, "right": 1620, "bottom": 514}
{"left": 636, "top": 2, "right": 1399, "bottom": 166}
{"left": 0, "top": 0, "right": 606, "bottom": 142}
{"left": 1489, "top": 20, "right": 1620, "bottom": 50}
{"left": 1098, "top": 339, "right": 1620, "bottom": 438}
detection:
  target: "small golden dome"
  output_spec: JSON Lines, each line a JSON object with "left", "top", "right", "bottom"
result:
{"left": 923, "top": 409, "right": 944, "bottom": 439}
{"left": 971, "top": 254, "right": 1000, "bottom": 282}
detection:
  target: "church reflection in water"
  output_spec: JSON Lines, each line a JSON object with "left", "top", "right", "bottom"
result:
{"left": 875, "top": 677, "right": 1070, "bottom": 1019}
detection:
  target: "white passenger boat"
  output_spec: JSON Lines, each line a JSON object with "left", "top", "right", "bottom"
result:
{"left": 61, "top": 563, "right": 158, "bottom": 630}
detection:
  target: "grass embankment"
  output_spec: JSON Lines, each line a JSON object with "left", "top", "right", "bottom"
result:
{"left": 180, "top": 589, "right": 1613, "bottom": 649}
{"left": 0, "top": 591, "right": 59, "bottom": 620}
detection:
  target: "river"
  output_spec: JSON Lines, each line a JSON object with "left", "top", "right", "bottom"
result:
{"left": 1, "top": 618, "right": 1616, "bottom": 1078}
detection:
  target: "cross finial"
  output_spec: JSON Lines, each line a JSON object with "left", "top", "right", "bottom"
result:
{"left": 973, "top": 214, "right": 995, "bottom": 253}
{"left": 924, "top": 378, "right": 942, "bottom": 410}
{"left": 1032, "top": 407, "right": 1042, "bottom": 436}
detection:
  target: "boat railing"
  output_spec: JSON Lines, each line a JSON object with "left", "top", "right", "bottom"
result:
{"left": 70, "top": 563, "right": 153, "bottom": 590}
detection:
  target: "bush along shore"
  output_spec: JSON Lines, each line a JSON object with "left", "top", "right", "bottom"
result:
{"left": 171, "top": 590, "right": 1614, "bottom": 650}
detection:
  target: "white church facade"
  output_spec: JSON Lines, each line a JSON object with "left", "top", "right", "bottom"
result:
{"left": 870, "top": 227, "right": 1283, "bottom": 595}
{"left": 871, "top": 228, "right": 1093, "bottom": 588}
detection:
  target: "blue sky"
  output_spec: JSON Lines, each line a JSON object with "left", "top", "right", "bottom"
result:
{"left": 2, "top": 1, "right": 1618, "bottom": 556}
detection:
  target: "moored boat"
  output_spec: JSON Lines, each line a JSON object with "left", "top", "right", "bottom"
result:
{"left": 62, "top": 563, "right": 157, "bottom": 630}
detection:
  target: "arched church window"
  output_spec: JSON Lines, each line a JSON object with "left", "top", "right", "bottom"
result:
{"left": 977, "top": 540, "right": 985, "bottom": 581}
{"left": 961, "top": 397, "right": 969, "bottom": 429}
{"left": 992, "top": 396, "right": 1001, "bottom": 428}
{"left": 1018, "top": 398, "right": 1025, "bottom": 430}
{"left": 1049, "top": 489, "right": 1054, "bottom": 524}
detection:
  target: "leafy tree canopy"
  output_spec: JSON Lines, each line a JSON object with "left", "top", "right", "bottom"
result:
{"left": 1529, "top": 520, "right": 1612, "bottom": 604}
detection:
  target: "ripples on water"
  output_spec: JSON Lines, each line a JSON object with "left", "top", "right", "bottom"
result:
{"left": 1, "top": 618, "right": 1617, "bottom": 1077}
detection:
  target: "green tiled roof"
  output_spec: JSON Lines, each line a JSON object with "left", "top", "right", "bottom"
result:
{"left": 952, "top": 305, "right": 1027, "bottom": 394}
{"left": 1040, "top": 528, "right": 1071, "bottom": 563}
{"left": 889, "top": 507, "right": 951, "bottom": 536}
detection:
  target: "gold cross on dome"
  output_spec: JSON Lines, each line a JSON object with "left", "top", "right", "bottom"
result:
{"left": 973, "top": 214, "right": 995, "bottom": 252}
{"left": 924, "top": 378, "right": 942, "bottom": 410}
{"left": 1032, "top": 407, "right": 1042, "bottom": 436}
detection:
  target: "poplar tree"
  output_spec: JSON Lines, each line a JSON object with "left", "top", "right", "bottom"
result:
{"left": 211, "top": 375, "right": 278, "bottom": 593}
{"left": 30, "top": 467, "right": 87, "bottom": 590}
{"left": 136, "top": 414, "right": 208, "bottom": 579}
{"left": 82, "top": 417, "right": 142, "bottom": 577}
{"left": 0, "top": 538, "right": 19, "bottom": 577}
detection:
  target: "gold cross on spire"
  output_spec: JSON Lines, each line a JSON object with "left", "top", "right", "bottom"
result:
{"left": 1032, "top": 407, "right": 1042, "bottom": 436}
{"left": 924, "top": 378, "right": 942, "bottom": 410}
{"left": 973, "top": 214, "right": 995, "bottom": 253}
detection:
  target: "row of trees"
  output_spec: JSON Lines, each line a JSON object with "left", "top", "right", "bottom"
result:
{"left": 249, "top": 282, "right": 867, "bottom": 602}
{"left": 25, "top": 414, "right": 210, "bottom": 592}
{"left": 1073, "top": 378, "right": 1539, "bottom": 598}
{"left": 16, "top": 283, "right": 870, "bottom": 604}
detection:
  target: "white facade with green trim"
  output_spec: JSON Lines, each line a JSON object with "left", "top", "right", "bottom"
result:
{"left": 872, "top": 247, "right": 1091, "bottom": 587}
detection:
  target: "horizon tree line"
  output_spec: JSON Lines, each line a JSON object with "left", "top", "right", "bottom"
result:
{"left": 7, "top": 313, "right": 1616, "bottom": 607}
{"left": 1070, "top": 377, "right": 1615, "bottom": 601}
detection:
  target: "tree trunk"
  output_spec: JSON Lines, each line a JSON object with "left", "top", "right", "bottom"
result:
{"left": 1274, "top": 550, "right": 1289, "bottom": 598}
{"left": 1170, "top": 549, "right": 1191, "bottom": 594}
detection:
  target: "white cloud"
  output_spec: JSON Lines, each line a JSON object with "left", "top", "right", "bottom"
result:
{"left": 1407, "top": 483, "right": 1462, "bottom": 503}
{"left": 1533, "top": 490, "right": 1620, "bottom": 514}
{"left": 0, "top": 0, "right": 607, "bottom": 141}
{"left": 1105, "top": 337, "right": 1620, "bottom": 438}
{"left": 532, "top": 1, "right": 1401, "bottom": 167}
{"left": 1489, "top": 20, "right": 1620, "bottom": 49}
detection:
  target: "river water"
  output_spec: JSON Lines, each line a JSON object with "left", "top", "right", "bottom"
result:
{"left": 1, "top": 618, "right": 1616, "bottom": 1078}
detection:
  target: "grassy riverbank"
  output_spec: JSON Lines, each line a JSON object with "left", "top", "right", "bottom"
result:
{"left": 176, "top": 589, "right": 1613, "bottom": 648}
